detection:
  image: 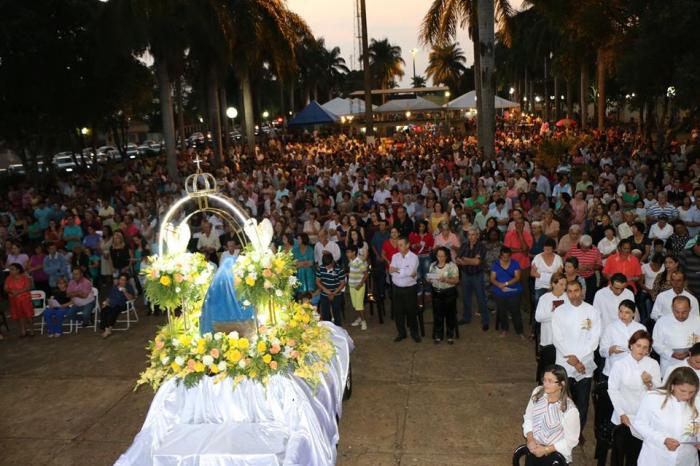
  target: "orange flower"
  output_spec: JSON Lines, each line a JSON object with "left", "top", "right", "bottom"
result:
{"left": 262, "top": 269, "right": 273, "bottom": 278}
{"left": 269, "top": 361, "right": 278, "bottom": 370}
{"left": 270, "top": 343, "right": 281, "bottom": 354}
{"left": 187, "top": 359, "right": 197, "bottom": 370}
{"left": 210, "top": 348, "right": 220, "bottom": 358}
{"left": 174, "top": 273, "right": 184, "bottom": 283}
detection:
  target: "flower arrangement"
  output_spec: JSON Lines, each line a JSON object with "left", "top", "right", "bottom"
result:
{"left": 141, "top": 252, "right": 215, "bottom": 311}
{"left": 232, "top": 244, "right": 298, "bottom": 324}
{"left": 136, "top": 302, "right": 336, "bottom": 391}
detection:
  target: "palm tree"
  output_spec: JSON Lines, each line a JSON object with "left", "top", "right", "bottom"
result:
{"left": 411, "top": 75, "right": 427, "bottom": 88}
{"left": 320, "top": 42, "right": 350, "bottom": 100}
{"left": 367, "top": 38, "right": 405, "bottom": 99}
{"left": 420, "top": 0, "right": 512, "bottom": 159}
{"left": 425, "top": 43, "right": 467, "bottom": 92}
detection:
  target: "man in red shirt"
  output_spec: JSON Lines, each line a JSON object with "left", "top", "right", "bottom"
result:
{"left": 504, "top": 218, "right": 533, "bottom": 313}
{"left": 602, "top": 238, "right": 642, "bottom": 292}
{"left": 566, "top": 235, "right": 603, "bottom": 303}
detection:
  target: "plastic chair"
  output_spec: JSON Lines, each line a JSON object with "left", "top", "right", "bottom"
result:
{"left": 114, "top": 300, "right": 138, "bottom": 331}
{"left": 73, "top": 287, "right": 99, "bottom": 333}
{"left": 31, "top": 290, "right": 46, "bottom": 335}
{"left": 512, "top": 444, "right": 568, "bottom": 465}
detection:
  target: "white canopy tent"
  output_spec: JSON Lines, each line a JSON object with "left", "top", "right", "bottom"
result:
{"left": 445, "top": 90, "right": 519, "bottom": 110}
{"left": 321, "top": 97, "right": 373, "bottom": 116}
{"left": 375, "top": 96, "right": 444, "bottom": 113}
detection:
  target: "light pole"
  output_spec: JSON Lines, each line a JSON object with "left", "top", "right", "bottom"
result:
{"left": 410, "top": 48, "right": 418, "bottom": 84}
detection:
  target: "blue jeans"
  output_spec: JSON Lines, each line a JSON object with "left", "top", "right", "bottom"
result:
{"left": 417, "top": 255, "right": 432, "bottom": 293}
{"left": 460, "top": 273, "right": 488, "bottom": 325}
{"left": 44, "top": 307, "right": 68, "bottom": 334}
{"left": 319, "top": 294, "right": 343, "bottom": 327}
{"left": 66, "top": 300, "right": 95, "bottom": 325}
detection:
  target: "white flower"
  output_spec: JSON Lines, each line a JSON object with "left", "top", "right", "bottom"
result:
{"left": 264, "top": 280, "right": 273, "bottom": 289}
{"left": 275, "top": 289, "right": 283, "bottom": 297}
{"left": 248, "top": 271, "right": 258, "bottom": 280}
{"left": 175, "top": 287, "right": 181, "bottom": 293}
{"left": 214, "top": 333, "right": 222, "bottom": 341}
{"left": 288, "top": 276, "right": 298, "bottom": 286}
{"left": 261, "top": 255, "right": 272, "bottom": 268}
{"left": 283, "top": 346, "right": 294, "bottom": 358}
{"left": 247, "top": 265, "right": 256, "bottom": 273}
{"left": 175, "top": 356, "right": 185, "bottom": 366}
{"left": 172, "top": 338, "right": 180, "bottom": 347}
{"left": 217, "top": 361, "right": 227, "bottom": 371}
{"left": 228, "top": 331, "right": 240, "bottom": 339}
{"left": 161, "top": 356, "right": 170, "bottom": 365}
{"left": 202, "top": 355, "right": 214, "bottom": 366}
{"left": 238, "top": 359, "right": 247, "bottom": 368}
{"left": 242, "top": 300, "right": 251, "bottom": 307}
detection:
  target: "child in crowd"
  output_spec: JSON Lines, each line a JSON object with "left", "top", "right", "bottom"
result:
{"left": 44, "top": 277, "right": 71, "bottom": 337}
{"left": 347, "top": 246, "right": 368, "bottom": 330}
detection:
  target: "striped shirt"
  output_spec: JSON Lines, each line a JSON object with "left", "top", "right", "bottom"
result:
{"left": 646, "top": 202, "right": 679, "bottom": 221}
{"left": 316, "top": 265, "right": 346, "bottom": 297}
{"left": 566, "top": 246, "right": 602, "bottom": 279}
{"left": 348, "top": 257, "right": 368, "bottom": 287}
{"left": 531, "top": 394, "right": 565, "bottom": 446}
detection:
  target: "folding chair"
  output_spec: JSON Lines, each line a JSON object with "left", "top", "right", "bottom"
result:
{"left": 31, "top": 290, "right": 47, "bottom": 335}
{"left": 73, "top": 287, "right": 99, "bottom": 333}
{"left": 114, "top": 300, "right": 138, "bottom": 331}
{"left": 512, "top": 444, "right": 568, "bottom": 465}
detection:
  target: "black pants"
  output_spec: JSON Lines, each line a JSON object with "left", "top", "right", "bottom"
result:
{"left": 100, "top": 303, "right": 126, "bottom": 330}
{"left": 569, "top": 376, "right": 592, "bottom": 431}
{"left": 584, "top": 274, "right": 597, "bottom": 304}
{"left": 536, "top": 344, "right": 556, "bottom": 384}
{"left": 611, "top": 424, "right": 642, "bottom": 466}
{"left": 525, "top": 454, "right": 567, "bottom": 466}
{"left": 393, "top": 285, "right": 419, "bottom": 338}
{"left": 319, "top": 294, "right": 343, "bottom": 327}
{"left": 372, "top": 266, "right": 386, "bottom": 300}
{"left": 495, "top": 294, "right": 523, "bottom": 334}
{"left": 432, "top": 287, "right": 457, "bottom": 340}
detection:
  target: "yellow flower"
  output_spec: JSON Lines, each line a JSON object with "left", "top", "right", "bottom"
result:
{"left": 245, "top": 276, "right": 256, "bottom": 286}
{"left": 263, "top": 354, "right": 272, "bottom": 364}
{"left": 273, "top": 257, "right": 286, "bottom": 272}
{"left": 238, "top": 338, "right": 249, "bottom": 350}
{"left": 160, "top": 275, "right": 172, "bottom": 287}
{"left": 196, "top": 339, "right": 206, "bottom": 354}
{"left": 226, "top": 349, "right": 242, "bottom": 362}
{"left": 210, "top": 364, "right": 220, "bottom": 374}
{"left": 170, "top": 362, "right": 181, "bottom": 372}
{"left": 257, "top": 340, "right": 267, "bottom": 353}
{"left": 180, "top": 335, "right": 192, "bottom": 347}
{"left": 194, "top": 362, "right": 205, "bottom": 372}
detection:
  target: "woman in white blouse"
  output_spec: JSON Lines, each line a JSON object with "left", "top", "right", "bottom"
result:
{"left": 427, "top": 246, "right": 460, "bottom": 345}
{"left": 607, "top": 329, "right": 661, "bottom": 465}
{"left": 523, "top": 364, "right": 580, "bottom": 464}
{"left": 534, "top": 273, "right": 568, "bottom": 383}
{"left": 531, "top": 237, "right": 563, "bottom": 304}
{"left": 600, "top": 300, "right": 647, "bottom": 377}
{"left": 598, "top": 225, "right": 620, "bottom": 263}
{"left": 634, "top": 366, "right": 700, "bottom": 466}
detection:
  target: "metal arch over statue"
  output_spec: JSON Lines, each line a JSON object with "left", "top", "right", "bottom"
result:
{"left": 156, "top": 157, "right": 271, "bottom": 338}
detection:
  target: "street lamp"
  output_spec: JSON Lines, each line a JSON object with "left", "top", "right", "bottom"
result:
{"left": 509, "top": 87, "right": 515, "bottom": 96}
{"left": 226, "top": 107, "right": 238, "bottom": 119}
{"left": 80, "top": 127, "right": 89, "bottom": 135}
{"left": 444, "top": 91, "right": 451, "bottom": 98}
{"left": 405, "top": 111, "right": 411, "bottom": 119}
{"left": 262, "top": 110, "right": 270, "bottom": 120}
{"left": 410, "top": 48, "right": 418, "bottom": 83}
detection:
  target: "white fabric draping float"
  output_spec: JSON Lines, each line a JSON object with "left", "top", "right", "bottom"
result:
{"left": 116, "top": 323, "right": 353, "bottom": 466}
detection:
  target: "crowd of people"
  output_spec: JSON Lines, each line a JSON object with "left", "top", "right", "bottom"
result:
{"left": 2, "top": 120, "right": 700, "bottom": 463}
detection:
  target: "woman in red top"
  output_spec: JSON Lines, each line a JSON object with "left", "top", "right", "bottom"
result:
{"left": 409, "top": 220, "right": 435, "bottom": 295}
{"left": 3, "top": 263, "right": 34, "bottom": 337}
{"left": 381, "top": 227, "right": 401, "bottom": 271}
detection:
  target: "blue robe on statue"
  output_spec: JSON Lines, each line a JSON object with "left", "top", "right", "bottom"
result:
{"left": 199, "top": 256, "right": 253, "bottom": 335}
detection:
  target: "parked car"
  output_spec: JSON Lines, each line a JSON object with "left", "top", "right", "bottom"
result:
{"left": 125, "top": 143, "right": 141, "bottom": 159}
{"left": 52, "top": 153, "right": 78, "bottom": 172}
{"left": 97, "top": 145, "right": 121, "bottom": 161}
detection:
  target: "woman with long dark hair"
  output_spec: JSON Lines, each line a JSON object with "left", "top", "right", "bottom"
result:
{"left": 427, "top": 246, "right": 459, "bottom": 344}
{"left": 523, "top": 364, "right": 580, "bottom": 464}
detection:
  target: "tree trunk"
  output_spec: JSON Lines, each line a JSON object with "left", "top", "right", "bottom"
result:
{"left": 155, "top": 56, "right": 178, "bottom": 180}
{"left": 523, "top": 68, "right": 527, "bottom": 112}
{"left": 360, "top": 0, "right": 373, "bottom": 136}
{"left": 596, "top": 48, "right": 606, "bottom": 131}
{"left": 477, "top": 0, "right": 495, "bottom": 160}
{"left": 175, "top": 77, "right": 187, "bottom": 152}
{"left": 220, "top": 83, "right": 229, "bottom": 153}
{"left": 543, "top": 54, "right": 549, "bottom": 121}
{"left": 580, "top": 63, "right": 588, "bottom": 129}
{"left": 288, "top": 80, "right": 295, "bottom": 116}
{"left": 241, "top": 67, "right": 256, "bottom": 151}
{"left": 473, "top": 34, "right": 483, "bottom": 145}
{"left": 207, "top": 63, "right": 223, "bottom": 167}
{"left": 554, "top": 76, "right": 560, "bottom": 120}
{"left": 566, "top": 79, "right": 573, "bottom": 119}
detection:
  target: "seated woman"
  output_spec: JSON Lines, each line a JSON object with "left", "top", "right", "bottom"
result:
{"left": 633, "top": 366, "right": 700, "bottom": 466}
{"left": 99, "top": 273, "right": 135, "bottom": 338}
{"left": 522, "top": 364, "right": 580, "bottom": 465}
{"left": 607, "top": 329, "right": 661, "bottom": 465}
{"left": 44, "top": 277, "right": 71, "bottom": 337}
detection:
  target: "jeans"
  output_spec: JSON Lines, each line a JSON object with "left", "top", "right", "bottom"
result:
{"left": 495, "top": 294, "right": 523, "bottom": 334}
{"left": 319, "top": 294, "right": 343, "bottom": 327}
{"left": 460, "top": 273, "right": 488, "bottom": 325}
{"left": 65, "top": 300, "right": 95, "bottom": 325}
{"left": 44, "top": 307, "right": 68, "bottom": 334}
{"left": 417, "top": 255, "right": 432, "bottom": 293}
{"left": 569, "top": 376, "right": 592, "bottom": 431}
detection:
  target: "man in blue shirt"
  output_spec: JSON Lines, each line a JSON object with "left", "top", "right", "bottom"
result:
{"left": 43, "top": 243, "right": 69, "bottom": 289}
{"left": 99, "top": 273, "right": 135, "bottom": 338}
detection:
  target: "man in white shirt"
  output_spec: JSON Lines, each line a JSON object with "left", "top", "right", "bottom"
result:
{"left": 389, "top": 237, "right": 420, "bottom": 343}
{"left": 197, "top": 221, "right": 221, "bottom": 262}
{"left": 662, "top": 342, "right": 700, "bottom": 382}
{"left": 593, "top": 273, "right": 637, "bottom": 328}
{"left": 219, "top": 240, "right": 240, "bottom": 265}
{"left": 648, "top": 215, "right": 673, "bottom": 241}
{"left": 652, "top": 295, "right": 700, "bottom": 376}
{"left": 373, "top": 181, "right": 391, "bottom": 205}
{"left": 313, "top": 229, "right": 341, "bottom": 266}
{"left": 651, "top": 271, "right": 700, "bottom": 321}
{"left": 552, "top": 280, "right": 602, "bottom": 434}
